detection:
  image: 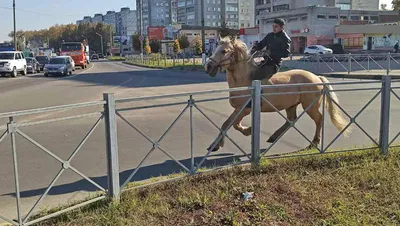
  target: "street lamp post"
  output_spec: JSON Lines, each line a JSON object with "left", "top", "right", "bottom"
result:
{"left": 96, "top": 33, "right": 104, "bottom": 55}
{"left": 201, "top": 0, "right": 206, "bottom": 66}
{"left": 13, "top": 0, "right": 16, "bottom": 51}
{"left": 82, "top": 35, "right": 89, "bottom": 45}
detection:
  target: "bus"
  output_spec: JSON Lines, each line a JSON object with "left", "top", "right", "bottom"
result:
{"left": 60, "top": 42, "right": 87, "bottom": 69}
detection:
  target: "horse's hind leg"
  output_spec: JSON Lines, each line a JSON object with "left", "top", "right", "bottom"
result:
{"left": 267, "top": 105, "right": 298, "bottom": 143}
{"left": 207, "top": 109, "right": 251, "bottom": 152}
{"left": 302, "top": 100, "right": 323, "bottom": 150}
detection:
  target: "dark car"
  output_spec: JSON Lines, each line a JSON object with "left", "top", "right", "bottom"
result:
{"left": 43, "top": 56, "right": 74, "bottom": 77}
{"left": 35, "top": 55, "right": 50, "bottom": 71}
{"left": 91, "top": 54, "right": 99, "bottom": 60}
{"left": 26, "top": 57, "right": 41, "bottom": 73}
{"left": 98, "top": 53, "right": 104, "bottom": 58}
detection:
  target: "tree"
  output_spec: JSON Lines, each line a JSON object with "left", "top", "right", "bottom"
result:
{"left": 217, "top": 22, "right": 238, "bottom": 38}
{"left": 132, "top": 34, "right": 141, "bottom": 51}
{"left": 178, "top": 35, "right": 190, "bottom": 50}
{"left": 393, "top": 0, "right": 400, "bottom": 10}
{"left": 194, "top": 38, "right": 202, "bottom": 55}
{"left": 150, "top": 40, "right": 161, "bottom": 53}
{"left": 381, "top": 4, "right": 388, "bottom": 10}
{"left": 144, "top": 37, "right": 151, "bottom": 54}
{"left": 8, "top": 22, "right": 113, "bottom": 54}
{"left": 173, "top": 39, "right": 181, "bottom": 54}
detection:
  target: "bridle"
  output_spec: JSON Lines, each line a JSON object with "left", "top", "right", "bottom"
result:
{"left": 208, "top": 52, "right": 234, "bottom": 68}
{"left": 209, "top": 49, "right": 273, "bottom": 69}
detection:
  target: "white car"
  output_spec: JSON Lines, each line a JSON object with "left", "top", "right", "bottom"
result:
{"left": 0, "top": 51, "right": 27, "bottom": 77}
{"left": 304, "top": 45, "right": 333, "bottom": 55}
{"left": 67, "top": 56, "right": 75, "bottom": 71}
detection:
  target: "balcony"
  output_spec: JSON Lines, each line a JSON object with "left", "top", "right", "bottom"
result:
{"left": 256, "top": 3, "right": 271, "bottom": 10}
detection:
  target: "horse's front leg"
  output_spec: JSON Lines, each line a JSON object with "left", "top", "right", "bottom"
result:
{"left": 207, "top": 109, "right": 251, "bottom": 152}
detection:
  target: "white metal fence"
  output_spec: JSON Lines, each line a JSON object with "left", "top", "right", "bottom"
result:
{"left": 284, "top": 53, "right": 400, "bottom": 75}
{"left": 0, "top": 76, "right": 398, "bottom": 225}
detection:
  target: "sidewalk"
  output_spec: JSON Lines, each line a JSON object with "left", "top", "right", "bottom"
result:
{"left": 322, "top": 70, "right": 400, "bottom": 79}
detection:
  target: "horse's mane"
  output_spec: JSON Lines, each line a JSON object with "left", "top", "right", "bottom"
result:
{"left": 219, "top": 36, "right": 249, "bottom": 62}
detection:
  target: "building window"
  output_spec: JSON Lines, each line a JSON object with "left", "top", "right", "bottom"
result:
{"left": 336, "top": 3, "right": 351, "bottom": 10}
{"left": 350, "top": 16, "right": 360, "bottom": 20}
{"left": 340, "top": 15, "right": 348, "bottom": 20}
{"left": 317, "top": 15, "right": 326, "bottom": 20}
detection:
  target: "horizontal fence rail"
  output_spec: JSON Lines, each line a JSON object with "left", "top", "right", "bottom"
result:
{"left": 284, "top": 53, "right": 400, "bottom": 75}
{"left": 0, "top": 76, "right": 398, "bottom": 225}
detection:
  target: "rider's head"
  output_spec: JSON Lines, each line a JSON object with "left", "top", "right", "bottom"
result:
{"left": 272, "top": 18, "right": 285, "bottom": 33}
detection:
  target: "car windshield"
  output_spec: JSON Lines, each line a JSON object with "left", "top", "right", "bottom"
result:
{"left": 0, "top": 53, "right": 14, "bottom": 60}
{"left": 61, "top": 44, "right": 82, "bottom": 51}
{"left": 49, "top": 58, "right": 66, "bottom": 64}
{"left": 26, "top": 58, "right": 33, "bottom": 63}
{"left": 36, "top": 56, "right": 48, "bottom": 61}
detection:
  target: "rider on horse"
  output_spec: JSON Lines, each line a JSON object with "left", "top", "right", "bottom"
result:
{"left": 250, "top": 18, "right": 292, "bottom": 81}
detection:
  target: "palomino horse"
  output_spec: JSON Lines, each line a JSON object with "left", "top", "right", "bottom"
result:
{"left": 204, "top": 36, "right": 352, "bottom": 152}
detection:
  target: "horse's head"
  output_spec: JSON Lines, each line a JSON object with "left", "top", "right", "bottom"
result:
{"left": 204, "top": 36, "right": 248, "bottom": 77}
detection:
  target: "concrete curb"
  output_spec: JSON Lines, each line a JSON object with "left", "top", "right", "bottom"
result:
{"left": 122, "top": 61, "right": 204, "bottom": 72}
{"left": 322, "top": 73, "right": 400, "bottom": 80}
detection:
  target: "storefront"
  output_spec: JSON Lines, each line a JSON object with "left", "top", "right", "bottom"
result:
{"left": 290, "top": 28, "right": 309, "bottom": 53}
{"left": 335, "top": 33, "right": 364, "bottom": 50}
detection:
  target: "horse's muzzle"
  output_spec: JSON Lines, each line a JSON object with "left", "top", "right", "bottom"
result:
{"left": 205, "top": 61, "right": 218, "bottom": 77}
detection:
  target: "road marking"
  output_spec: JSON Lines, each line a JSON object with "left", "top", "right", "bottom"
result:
{"left": 64, "top": 63, "right": 95, "bottom": 79}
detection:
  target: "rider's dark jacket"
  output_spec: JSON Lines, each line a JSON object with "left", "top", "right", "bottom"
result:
{"left": 251, "top": 30, "right": 291, "bottom": 66}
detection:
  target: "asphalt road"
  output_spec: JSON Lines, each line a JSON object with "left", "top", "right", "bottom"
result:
{"left": 0, "top": 60, "right": 399, "bottom": 223}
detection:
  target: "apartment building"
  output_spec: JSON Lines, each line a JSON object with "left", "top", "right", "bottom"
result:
{"left": 239, "top": 0, "right": 255, "bottom": 28}
{"left": 256, "top": 4, "right": 397, "bottom": 53}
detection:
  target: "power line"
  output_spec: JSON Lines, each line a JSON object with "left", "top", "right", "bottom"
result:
{"left": 0, "top": 6, "right": 80, "bottom": 17}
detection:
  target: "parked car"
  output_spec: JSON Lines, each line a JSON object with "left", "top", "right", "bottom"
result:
{"left": 0, "top": 51, "right": 27, "bottom": 77}
{"left": 43, "top": 56, "right": 74, "bottom": 77}
{"left": 304, "top": 45, "right": 333, "bottom": 55}
{"left": 91, "top": 54, "right": 99, "bottom": 60}
{"left": 25, "top": 57, "right": 41, "bottom": 74}
{"left": 98, "top": 53, "right": 104, "bottom": 58}
{"left": 35, "top": 55, "right": 50, "bottom": 71}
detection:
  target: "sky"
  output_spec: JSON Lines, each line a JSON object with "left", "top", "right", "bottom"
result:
{"left": 0, "top": 0, "right": 137, "bottom": 42}
{"left": 0, "top": 0, "right": 394, "bottom": 43}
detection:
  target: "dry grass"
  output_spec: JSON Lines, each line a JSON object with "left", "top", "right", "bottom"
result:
{"left": 33, "top": 147, "right": 400, "bottom": 226}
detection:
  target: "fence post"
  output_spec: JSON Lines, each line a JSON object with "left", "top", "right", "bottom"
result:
{"left": 103, "top": 93, "right": 120, "bottom": 200}
{"left": 379, "top": 76, "right": 391, "bottom": 155}
{"left": 387, "top": 52, "right": 391, "bottom": 75}
{"left": 348, "top": 53, "right": 352, "bottom": 74}
{"left": 251, "top": 80, "right": 262, "bottom": 168}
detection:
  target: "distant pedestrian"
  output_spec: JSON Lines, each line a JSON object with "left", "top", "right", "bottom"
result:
{"left": 394, "top": 41, "right": 399, "bottom": 53}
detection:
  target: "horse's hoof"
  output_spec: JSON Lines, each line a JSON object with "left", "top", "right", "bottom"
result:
{"left": 267, "top": 137, "right": 276, "bottom": 143}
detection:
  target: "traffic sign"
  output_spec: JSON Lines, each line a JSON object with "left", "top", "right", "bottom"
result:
{"left": 139, "top": 36, "right": 144, "bottom": 42}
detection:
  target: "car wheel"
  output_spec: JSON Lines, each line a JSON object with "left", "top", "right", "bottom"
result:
{"left": 44, "top": 73, "right": 48, "bottom": 77}
{"left": 21, "top": 66, "right": 27, "bottom": 75}
{"left": 11, "top": 67, "right": 17, "bottom": 77}
{"left": 69, "top": 70, "right": 73, "bottom": 75}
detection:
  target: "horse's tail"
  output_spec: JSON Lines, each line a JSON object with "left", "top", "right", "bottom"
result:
{"left": 319, "top": 76, "right": 352, "bottom": 138}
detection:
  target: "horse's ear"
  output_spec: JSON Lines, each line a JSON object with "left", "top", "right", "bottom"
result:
{"left": 231, "top": 35, "right": 237, "bottom": 45}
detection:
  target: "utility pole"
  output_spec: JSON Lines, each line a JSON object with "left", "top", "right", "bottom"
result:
{"left": 139, "top": 0, "right": 144, "bottom": 62}
{"left": 96, "top": 33, "right": 104, "bottom": 55}
{"left": 201, "top": 0, "right": 206, "bottom": 65}
{"left": 13, "top": 0, "right": 16, "bottom": 51}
